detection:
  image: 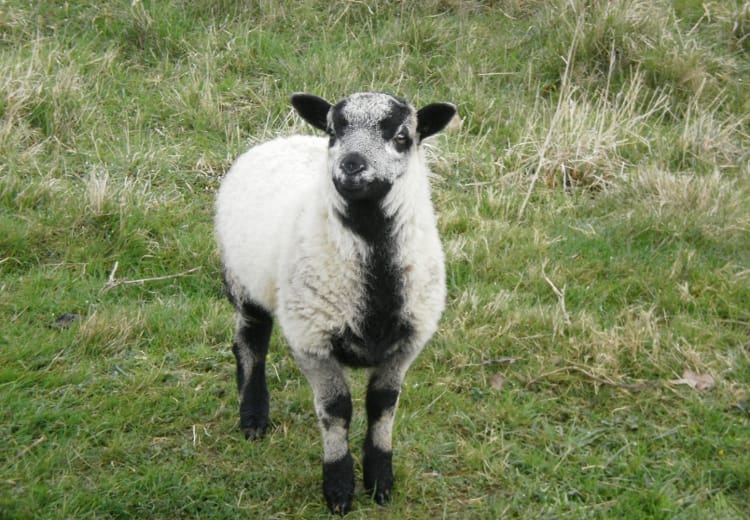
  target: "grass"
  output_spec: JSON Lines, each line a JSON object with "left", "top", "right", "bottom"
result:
{"left": 1, "top": 0, "right": 749, "bottom": 518}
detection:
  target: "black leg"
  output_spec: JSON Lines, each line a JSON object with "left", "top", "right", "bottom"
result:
{"left": 232, "top": 301, "right": 273, "bottom": 440}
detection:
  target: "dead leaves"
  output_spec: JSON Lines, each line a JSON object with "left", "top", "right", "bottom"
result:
{"left": 524, "top": 365, "right": 655, "bottom": 391}
{"left": 669, "top": 370, "right": 716, "bottom": 392}
{"left": 491, "top": 365, "right": 718, "bottom": 394}
{"left": 489, "top": 373, "right": 505, "bottom": 391}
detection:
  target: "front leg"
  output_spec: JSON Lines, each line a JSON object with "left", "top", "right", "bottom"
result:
{"left": 363, "top": 352, "right": 417, "bottom": 505}
{"left": 294, "top": 352, "right": 355, "bottom": 516}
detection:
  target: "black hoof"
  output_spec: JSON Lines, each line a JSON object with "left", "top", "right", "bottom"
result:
{"left": 363, "top": 447, "right": 393, "bottom": 505}
{"left": 240, "top": 415, "right": 268, "bottom": 440}
{"left": 329, "top": 500, "right": 352, "bottom": 517}
{"left": 371, "top": 486, "right": 392, "bottom": 506}
{"left": 323, "top": 454, "right": 354, "bottom": 516}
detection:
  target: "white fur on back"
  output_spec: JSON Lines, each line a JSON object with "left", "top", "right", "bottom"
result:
{"left": 215, "top": 135, "right": 327, "bottom": 310}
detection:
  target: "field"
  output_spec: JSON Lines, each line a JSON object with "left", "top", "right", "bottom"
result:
{"left": 1, "top": 1, "right": 749, "bottom": 518}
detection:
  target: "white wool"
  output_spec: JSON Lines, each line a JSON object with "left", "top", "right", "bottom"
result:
{"left": 215, "top": 134, "right": 445, "bottom": 358}
{"left": 216, "top": 135, "right": 326, "bottom": 311}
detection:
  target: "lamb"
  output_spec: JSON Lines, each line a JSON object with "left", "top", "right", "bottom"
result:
{"left": 215, "top": 91, "right": 456, "bottom": 515}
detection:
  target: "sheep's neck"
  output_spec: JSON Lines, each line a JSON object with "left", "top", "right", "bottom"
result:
{"left": 334, "top": 198, "right": 391, "bottom": 242}
{"left": 331, "top": 200, "right": 413, "bottom": 367}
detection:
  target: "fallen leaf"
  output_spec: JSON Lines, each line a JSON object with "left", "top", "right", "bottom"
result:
{"left": 490, "top": 373, "right": 505, "bottom": 391}
{"left": 670, "top": 370, "right": 715, "bottom": 391}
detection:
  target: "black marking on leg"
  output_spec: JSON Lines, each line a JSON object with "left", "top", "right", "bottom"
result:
{"left": 238, "top": 301, "right": 273, "bottom": 336}
{"left": 363, "top": 441, "right": 394, "bottom": 506}
{"left": 238, "top": 357, "right": 269, "bottom": 440}
{"left": 233, "top": 301, "right": 273, "bottom": 440}
{"left": 323, "top": 392, "right": 352, "bottom": 430}
{"left": 323, "top": 453, "right": 355, "bottom": 516}
{"left": 366, "top": 386, "right": 399, "bottom": 423}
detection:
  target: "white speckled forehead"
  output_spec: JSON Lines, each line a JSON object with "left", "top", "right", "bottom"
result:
{"left": 330, "top": 92, "right": 416, "bottom": 130}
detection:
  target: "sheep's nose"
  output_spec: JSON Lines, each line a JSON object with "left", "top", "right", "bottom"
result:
{"left": 340, "top": 153, "right": 367, "bottom": 175}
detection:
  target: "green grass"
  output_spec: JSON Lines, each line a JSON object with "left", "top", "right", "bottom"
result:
{"left": 2, "top": 0, "right": 749, "bottom": 518}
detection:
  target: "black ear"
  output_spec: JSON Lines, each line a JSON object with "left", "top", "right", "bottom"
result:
{"left": 416, "top": 102, "right": 457, "bottom": 142}
{"left": 290, "top": 93, "right": 331, "bottom": 132}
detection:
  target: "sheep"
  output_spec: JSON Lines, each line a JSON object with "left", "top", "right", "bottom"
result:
{"left": 215, "top": 91, "right": 456, "bottom": 515}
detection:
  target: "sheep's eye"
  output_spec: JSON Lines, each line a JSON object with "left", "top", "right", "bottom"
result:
{"left": 394, "top": 131, "right": 408, "bottom": 144}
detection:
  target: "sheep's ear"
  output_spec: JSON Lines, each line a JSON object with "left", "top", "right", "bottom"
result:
{"left": 291, "top": 93, "right": 331, "bottom": 132}
{"left": 416, "top": 102, "right": 457, "bottom": 142}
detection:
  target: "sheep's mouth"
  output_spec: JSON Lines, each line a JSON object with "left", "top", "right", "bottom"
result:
{"left": 333, "top": 176, "right": 391, "bottom": 201}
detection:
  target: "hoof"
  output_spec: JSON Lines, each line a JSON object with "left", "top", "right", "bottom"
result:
{"left": 328, "top": 500, "right": 352, "bottom": 517}
{"left": 323, "top": 454, "right": 354, "bottom": 516}
{"left": 241, "top": 425, "right": 267, "bottom": 440}
{"left": 363, "top": 446, "right": 393, "bottom": 506}
{"left": 371, "top": 487, "right": 392, "bottom": 506}
{"left": 240, "top": 415, "right": 268, "bottom": 440}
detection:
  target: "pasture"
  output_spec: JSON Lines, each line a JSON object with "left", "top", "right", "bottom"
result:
{"left": 1, "top": 1, "right": 749, "bottom": 518}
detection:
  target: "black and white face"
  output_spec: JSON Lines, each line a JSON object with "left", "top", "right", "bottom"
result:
{"left": 325, "top": 93, "right": 417, "bottom": 202}
{"left": 291, "top": 91, "right": 457, "bottom": 203}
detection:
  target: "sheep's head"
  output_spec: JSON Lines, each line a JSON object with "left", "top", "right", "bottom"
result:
{"left": 291, "top": 92, "right": 456, "bottom": 202}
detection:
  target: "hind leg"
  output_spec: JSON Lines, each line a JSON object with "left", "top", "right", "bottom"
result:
{"left": 232, "top": 301, "right": 273, "bottom": 440}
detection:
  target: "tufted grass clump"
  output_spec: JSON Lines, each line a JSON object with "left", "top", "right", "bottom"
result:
{"left": 1, "top": 1, "right": 748, "bottom": 518}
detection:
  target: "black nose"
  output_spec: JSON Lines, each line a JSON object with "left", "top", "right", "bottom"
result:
{"left": 340, "top": 153, "right": 367, "bottom": 175}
